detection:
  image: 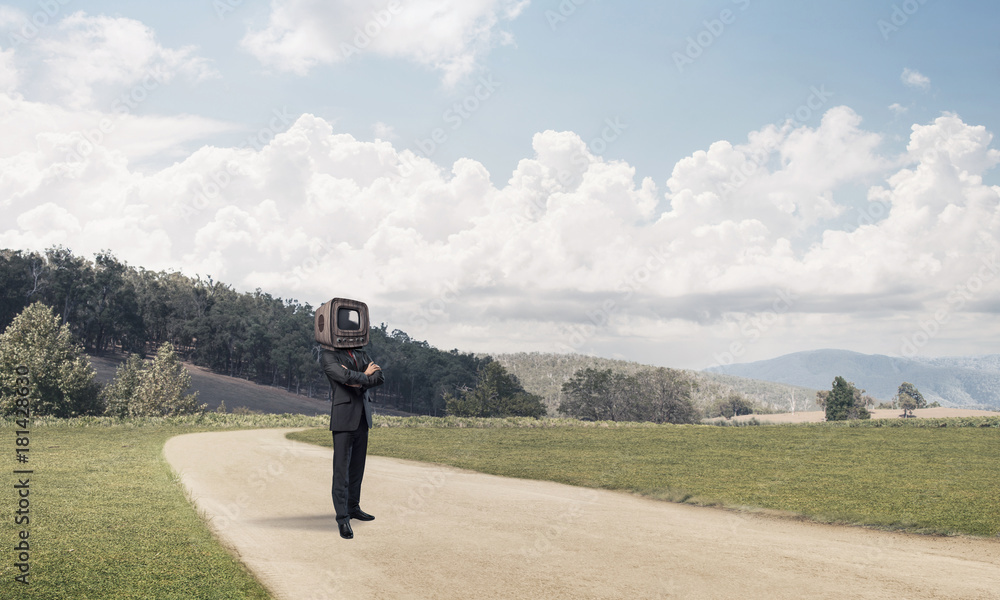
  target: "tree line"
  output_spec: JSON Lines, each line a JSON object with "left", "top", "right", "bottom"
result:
{"left": 0, "top": 247, "right": 489, "bottom": 416}
{"left": 558, "top": 367, "right": 702, "bottom": 424}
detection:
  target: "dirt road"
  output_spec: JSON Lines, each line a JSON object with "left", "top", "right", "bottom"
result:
{"left": 163, "top": 429, "right": 1000, "bottom": 600}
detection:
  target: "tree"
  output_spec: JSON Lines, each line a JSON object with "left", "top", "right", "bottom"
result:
{"left": 709, "top": 393, "right": 756, "bottom": 420}
{"left": 123, "top": 343, "right": 206, "bottom": 417}
{"left": 0, "top": 249, "right": 45, "bottom": 329}
{"left": 852, "top": 387, "right": 876, "bottom": 414}
{"left": 83, "top": 251, "right": 144, "bottom": 353}
{"left": 559, "top": 367, "right": 619, "bottom": 421}
{"left": 894, "top": 382, "right": 925, "bottom": 417}
{"left": 0, "top": 302, "right": 102, "bottom": 417}
{"left": 559, "top": 366, "right": 699, "bottom": 424}
{"left": 631, "top": 367, "right": 700, "bottom": 424}
{"left": 446, "top": 361, "right": 545, "bottom": 418}
{"left": 41, "top": 246, "right": 93, "bottom": 330}
{"left": 822, "top": 376, "right": 871, "bottom": 421}
{"left": 101, "top": 354, "right": 145, "bottom": 418}
{"left": 897, "top": 391, "right": 918, "bottom": 418}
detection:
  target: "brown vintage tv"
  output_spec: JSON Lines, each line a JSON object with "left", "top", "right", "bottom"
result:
{"left": 314, "top": 298, "right": 370, "bottom": 349}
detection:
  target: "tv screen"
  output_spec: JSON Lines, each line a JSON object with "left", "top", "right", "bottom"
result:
{"left": 338, "top": 307, "right": 361, "bottom": 331}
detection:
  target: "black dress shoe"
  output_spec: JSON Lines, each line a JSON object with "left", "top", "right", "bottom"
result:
{"left": 338, "top": 521, "right": 354, "bottom": 539}
{"left": 349, "top": 508, "right": 375, "bottom": 521}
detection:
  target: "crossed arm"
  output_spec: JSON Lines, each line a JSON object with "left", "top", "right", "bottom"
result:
{"left": 342, "top": 361, "right": 382, "bottom": 388}
{"left": 320, "top": 351, "right": 383, "bottom": 389}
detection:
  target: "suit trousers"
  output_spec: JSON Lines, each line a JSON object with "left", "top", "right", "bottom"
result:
{"left": 332, "top": 419, "right": 369, "bottom": 524}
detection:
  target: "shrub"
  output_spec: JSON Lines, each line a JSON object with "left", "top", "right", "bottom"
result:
{"left": 0, "top": 302, "right": 102, "bottom": 417}
{"left": 103, "top": 343, "right": 206, "bottom": 418}
{"left": 102, "top": 353, "right": 145, "bottom": 418}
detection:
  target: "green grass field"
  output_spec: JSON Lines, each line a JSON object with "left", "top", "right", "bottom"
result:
{"left": 0, "top": 415, "right": 325, "bottom": 600}
{"left": 293, "top": 421, "right": 1000, "bottom": 537}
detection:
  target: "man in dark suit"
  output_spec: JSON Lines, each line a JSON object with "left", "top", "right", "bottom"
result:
{"left": 320, "top": 345, "right": 384, "bottom": 539}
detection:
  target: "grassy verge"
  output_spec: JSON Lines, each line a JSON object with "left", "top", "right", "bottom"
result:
{"left": 291, "top": 418, "right": 1000, "bottom": 537}
{"left": 0, "top": 414, "right": 325, "bottom": 599}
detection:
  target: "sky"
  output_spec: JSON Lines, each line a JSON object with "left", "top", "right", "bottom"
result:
{"left": 1, "top": 0, "right": 999, "bottom": 370}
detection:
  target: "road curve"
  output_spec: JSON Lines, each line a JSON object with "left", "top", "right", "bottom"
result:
{"left": 163, "top": 428, "right": 1000, "bottom": 600}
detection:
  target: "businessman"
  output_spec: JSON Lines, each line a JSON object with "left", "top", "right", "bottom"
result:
{"left": 320, "top": 345, "right": 384, "bottom": 539}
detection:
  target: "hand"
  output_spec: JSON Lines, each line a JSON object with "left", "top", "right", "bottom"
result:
{"left": 364, "top": 361, "right": 381, "bottom": 376}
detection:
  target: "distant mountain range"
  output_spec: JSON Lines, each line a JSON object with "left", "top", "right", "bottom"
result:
{"left": 704, "top": 349, "right": 1000, "bottom": 409}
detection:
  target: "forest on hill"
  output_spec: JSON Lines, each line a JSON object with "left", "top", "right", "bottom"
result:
{"left": 0, "top": 247, "right": 484, "bottom": 416}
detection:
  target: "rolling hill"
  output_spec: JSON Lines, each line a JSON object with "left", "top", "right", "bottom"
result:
{"left": 88, "top": 353, "right": 414, "bottom": 417}
{"left": 704, "top": 349, "right": 1000, "bottom": 409}
{"left": 487, "top": 352, "right": 822, "bottom": 414}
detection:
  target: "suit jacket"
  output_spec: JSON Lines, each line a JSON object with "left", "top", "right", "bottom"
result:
{"left": 320, "top": 347, "right": 384, "bottom": 431}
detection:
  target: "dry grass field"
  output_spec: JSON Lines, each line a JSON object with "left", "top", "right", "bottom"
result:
{"left": 714, "top": 407, "right": 1000, "bottom": 424}
{"left": 89, "top": 353, "right": 331, "bottom": 415}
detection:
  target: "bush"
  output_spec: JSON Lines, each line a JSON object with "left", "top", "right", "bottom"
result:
{"left": 102, "top": 343, "right": 206, "bottom": 417}
{"left": 102, "top": 353, "right": 145, "bottom": 418}
{"left": 0, "top": 302, "right": 102, "bottom": 417}
{"left": 707, "top": 393, "right": 756, "bottom": 419}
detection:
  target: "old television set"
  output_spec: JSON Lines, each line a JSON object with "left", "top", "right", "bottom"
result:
{"left": 315, "top": 297, "right": 370, "bottom": 349}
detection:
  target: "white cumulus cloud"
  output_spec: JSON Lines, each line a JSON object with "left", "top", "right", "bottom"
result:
{"left": 901, "top": 68, "right": 931, "bottom": 90}
{"left": 5, "top": 11, "right": 216, "bottom": 109}
{"left": 241, "top": 0, "right": 529, "bottom": 85}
